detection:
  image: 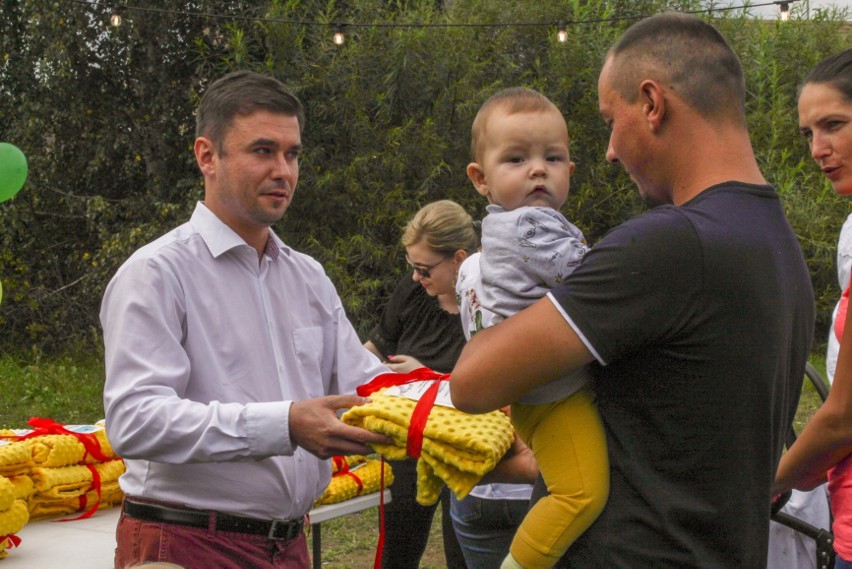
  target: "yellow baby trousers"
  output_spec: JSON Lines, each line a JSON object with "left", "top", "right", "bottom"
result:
{"left": 510, "top": 387, "right": 609, "bottom": 569}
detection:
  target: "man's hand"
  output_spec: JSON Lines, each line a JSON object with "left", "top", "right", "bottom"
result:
{"left": 289, "top": 395, "right": 391, "bottom": 459}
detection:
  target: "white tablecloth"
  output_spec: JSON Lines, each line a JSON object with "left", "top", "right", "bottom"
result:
{"left": 1, "top": 490, "right": 391, "bottom": 568}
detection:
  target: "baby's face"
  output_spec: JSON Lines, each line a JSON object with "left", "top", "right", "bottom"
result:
{"left": 475, "top": 106, "right": 573, "bottom": 211}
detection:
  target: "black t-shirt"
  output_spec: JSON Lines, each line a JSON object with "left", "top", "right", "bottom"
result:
{"left": 369, "top": 273, "right": 465, "bottom": 374}
{"left": 551, "top": 183, "right": 815, "bottom": 568}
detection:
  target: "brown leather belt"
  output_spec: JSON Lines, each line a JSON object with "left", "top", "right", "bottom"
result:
{"left": 123, "top": 498, "right": 303, "bottom": 540}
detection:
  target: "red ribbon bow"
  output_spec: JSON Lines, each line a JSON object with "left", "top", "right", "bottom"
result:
{"left": 357, "top": 367, "right": 450, "bottom": 459}
{"left": 0, "top": 534, "right": 21, "bottom": 549}
{"left": 331, "top": 456, "right": 364, "bottom": 495}
{"left": 21, "top": 417, "right": 110, "bottom": 463}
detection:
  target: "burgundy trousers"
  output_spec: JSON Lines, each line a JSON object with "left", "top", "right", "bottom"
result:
{"left": 114, "top": 504, "right": 310, "bottom": 569}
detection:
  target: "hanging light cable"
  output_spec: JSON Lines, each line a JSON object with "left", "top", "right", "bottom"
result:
{"left": 62, "top": 0, "right": 803, "bottom": 37}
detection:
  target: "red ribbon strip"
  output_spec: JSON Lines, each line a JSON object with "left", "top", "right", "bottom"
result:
{"left": 356, "top": 367, "right": 450, "bottom": 460}
{"left": 21, "top": 417, "right": 110, "bottom": 463}
{"left": 373, "top": 456, "right": 387, "bottom": 569}
{"left": 57, "top": 462, "right": 104, "bottom": 522}
{"left": 406, "top": 380, "right": 444, "bottom": 459}
{"left": 330, "top": 456, "right": 364, "bottom": 495}
{"left": 332, "top": 455, "right": 348, "bottom": 473}
{"left": 356, "top": 367, "right": 449, "bottom": 396}
{"left": 0, "top": 534, "right": 21, "bottom": 549}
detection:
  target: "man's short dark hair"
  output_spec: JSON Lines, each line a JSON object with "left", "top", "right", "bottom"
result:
{"left": 608, "top": 13, "right": 746, "bottom": 123}
{"left": 195, "top": 70, "right": 305, "bottom": 152}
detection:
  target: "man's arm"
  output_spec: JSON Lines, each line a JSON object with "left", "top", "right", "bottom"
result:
{"left": 450, "top": 296, "right": 594, "bottom": 414}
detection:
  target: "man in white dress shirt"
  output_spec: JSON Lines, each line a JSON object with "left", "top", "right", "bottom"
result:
{"left": 101, "top": 70, "right": 391, "bottom": 568}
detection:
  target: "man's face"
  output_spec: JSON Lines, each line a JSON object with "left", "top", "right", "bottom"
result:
{"left": 202, "top": 110, "right": 302, "bottom": 240}
{"left": 598, "top": 56, "right": 670, "bottom": 207}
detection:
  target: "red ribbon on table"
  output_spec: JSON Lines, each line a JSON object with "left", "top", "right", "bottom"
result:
{"left": 55, "top": 463, "right": 103, "bottom": 522}
{"left": 356, "top": 368, "right": 450, "bottom": 459}
{"left": 373, "top": 456, "right": 387, "bottom": 569}
{"left": 330, "top": 456, "right": 364, "bottom": 495}
{"left": 21, "top": 417, "right": 111, "bottom": 463}
{"left": 0, "top": 533, "right": 21, "bottom": 550}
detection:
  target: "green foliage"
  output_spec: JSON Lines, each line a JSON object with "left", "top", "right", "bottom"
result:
{"left": 0, "top": 351, "right": 106, "bottom": 427}
{"left": 0, "top": 0, "right": 850, "bottom": 351}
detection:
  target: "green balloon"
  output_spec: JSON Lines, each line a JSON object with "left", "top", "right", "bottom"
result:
{"left": 0, "top": 142, "right": 28, "bottom": 203}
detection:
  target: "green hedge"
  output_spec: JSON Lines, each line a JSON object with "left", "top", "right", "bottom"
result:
{"left": 0, "top": 0, "right": 849, "bottom": 353}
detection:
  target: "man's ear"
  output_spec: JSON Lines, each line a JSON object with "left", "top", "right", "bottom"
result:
{"left": 640, "top": 79, "right": 665, "bottom": 132}
{"left": 466, "top": 162, "right": 491, "bottom": 199}
{"left": 194, "top": 137, "right": 217, "bottom": 177}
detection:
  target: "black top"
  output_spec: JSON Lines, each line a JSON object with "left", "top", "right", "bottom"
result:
{"left": 369, "top": 273, "right": 465, "bottom": 374}
{"left": 552, "top": 183, "right": 815, "bottom": 568}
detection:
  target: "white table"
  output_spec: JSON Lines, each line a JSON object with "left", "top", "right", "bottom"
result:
{"left": 309, "top": 490, "right": 391, "bottom": 569}
{"left": 1, "top": 490, "right": 391, "bottom": 568}
{"left": 1, "top": 507, "right": 120, "bottom": 568}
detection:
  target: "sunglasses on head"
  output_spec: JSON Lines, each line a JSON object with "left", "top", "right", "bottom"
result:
{"left": 405, "top": 254, "right": 450, "bottom": 279}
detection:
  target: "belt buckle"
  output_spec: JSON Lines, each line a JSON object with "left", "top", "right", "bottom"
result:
{"left": 268, "top": 519, "right": 291, "bottom": 540}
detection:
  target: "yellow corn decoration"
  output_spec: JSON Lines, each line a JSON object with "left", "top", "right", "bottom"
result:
{"left": 341, "top": 389, "right": 514, "bottom": 505}
{"left": 314, "top": 458, "right": 394, "bottom": 506}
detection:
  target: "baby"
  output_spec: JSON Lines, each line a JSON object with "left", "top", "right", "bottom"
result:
{"left": 465, "top": 87, "right": 609, "bottom": 569}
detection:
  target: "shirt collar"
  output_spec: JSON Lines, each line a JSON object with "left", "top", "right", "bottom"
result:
{"left": 190, "top": 202, "right": 290, "bottom": 260}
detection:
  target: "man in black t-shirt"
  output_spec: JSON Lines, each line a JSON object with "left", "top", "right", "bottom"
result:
{"left": 450, "top": 13, "right": 815, "bottom": 569}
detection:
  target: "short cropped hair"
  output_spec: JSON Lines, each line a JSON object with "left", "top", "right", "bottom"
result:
{"left": 608, "top": 13, "right": 746, "bottom": 123}
{"left": 402, "top": 200, "right": 480, "bottom": 255}
{"left": 195, "top": 70, "right": 306, "bottom": 152}
{"left": 470, "top": 87, "right": 563, "bottom": 163}
{"left": 802, "top": 48, "right": 852, "bottom": 101}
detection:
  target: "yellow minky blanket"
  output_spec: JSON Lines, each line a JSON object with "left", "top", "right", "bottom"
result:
{"left": 341, "top": 389, "right": 514, "bottom": 505}
{"left": 30, "top": 458, "right": 125, "bottom": 500}
{"left": 0, "top": 423, "right": 116, "bottom": 467}
{"left": 0, "top": 500, "right": 28, "bottom": 559}
{"left": 25, "top": 430, "right": 116, "bottom": 467}
{"left": 0, "top": 476, "right": 15, "bottom": 512}
{"left": 314, "top": 458, "right": 394, "bottom": 506}
{"left": 0, "top": 440, "right": 33, "bottom": 478}
{"left": 29, "top": 486, "right": 124, "bottom": 521}
{"left": 0, "top": 475, "right": 33, "bottom": 511}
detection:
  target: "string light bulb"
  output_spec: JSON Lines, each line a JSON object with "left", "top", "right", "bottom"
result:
{"left": 556, "top": 22, "right": 568, "bottom": 43}
{"left": 779, "top": 2, "right": 790, "bottom": 21}
{"left": 110, "top": 6, "right": 124, "bottom": 27}
{"left": 333, "top": 26, "right": 345, "bottom": 46}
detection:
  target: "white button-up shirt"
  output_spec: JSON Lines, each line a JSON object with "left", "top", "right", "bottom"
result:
{"left": 101, "top": 202, "right": 387, "bottom": 519}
